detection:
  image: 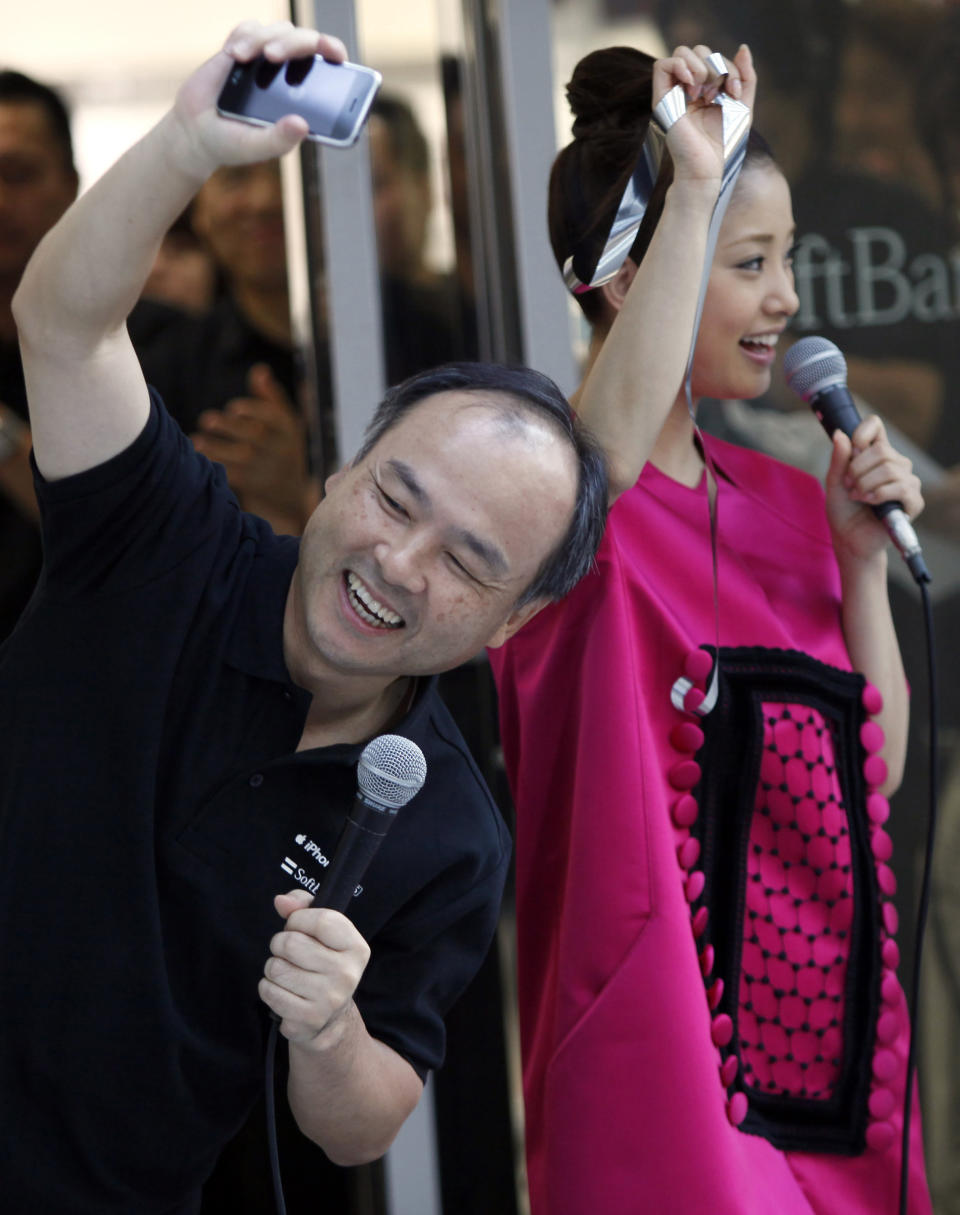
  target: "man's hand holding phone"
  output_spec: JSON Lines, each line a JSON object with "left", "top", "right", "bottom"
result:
{"left": 169, "top": 21, "right": 349, "bottom": 181}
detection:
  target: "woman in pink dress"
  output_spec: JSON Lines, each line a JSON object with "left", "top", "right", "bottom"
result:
{"left": 488, "top": 43, "right": 931, "bottom": 1214}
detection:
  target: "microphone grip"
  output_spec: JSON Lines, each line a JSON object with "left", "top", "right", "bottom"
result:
{"left": 315, "top": 797, "right": 395, "bottom": 913}
{"left": 812, "top": 384, "right": 930, "bottom": 584}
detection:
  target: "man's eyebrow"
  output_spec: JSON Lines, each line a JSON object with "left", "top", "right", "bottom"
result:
{"left": 452, "top": 527, "right": 509, "bottom": 577}
{"left": 386, "top": 458, "right": 509, "bottom": 576}
{"left": 387, "top": 459, "right": 430, "bottom": 506}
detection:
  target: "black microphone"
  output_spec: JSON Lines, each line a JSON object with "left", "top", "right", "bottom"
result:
{"left": 264, "top": 733, "right": 425, "bottom": 1215}
{"left": 784, "top": 335, "right": 930, "bottom": 584}
{"left": 317, "top": 733, "right": 427, "bottom": 912}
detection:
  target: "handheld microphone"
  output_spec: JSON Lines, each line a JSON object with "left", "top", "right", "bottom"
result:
{"left": 317, "top": 733, "right": 427, "bottom": 912}
{"left": 264, "top": 733, "right": 425, "bottom": 1215}
{"left": 783, "top": 335, "right": 930, "bottom": 584}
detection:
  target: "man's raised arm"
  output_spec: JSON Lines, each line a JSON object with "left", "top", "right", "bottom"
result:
{"left": 12, "top": 21, "right": 344, "bottom": 481}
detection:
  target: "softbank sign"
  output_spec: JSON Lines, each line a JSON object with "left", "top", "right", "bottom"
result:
{"left": 794, "top": 226, "right": 959, "bottom": 329}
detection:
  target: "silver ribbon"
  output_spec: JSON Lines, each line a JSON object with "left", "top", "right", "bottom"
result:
{"left": 563, "top": 54, "right": 750, "bottom": 295}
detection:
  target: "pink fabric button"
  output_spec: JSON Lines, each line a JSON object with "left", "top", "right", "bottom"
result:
{"left": 796, "top": 798, "right": 821, "bottom": 838}
{"left": 871, "top": 829, "right": 893, "bottom": 862}
{"left": 768, "top": 958, "right": 795, "bottom": 994}
{"left": 882, "top": 902, "right": 900, "bottom": 936}
{"left": 881, "top": 971, "right": 899, "bottom": 1006}
{"left": 809, "top": 998, "right": 835, "bottom": 1032}
{"left": 670, "top": 721, "right": 704, "bottom": 753}
{"left": 684, "top": 649, "right": 714, "bottom": 683}
{"left": 778, "top": 825, "right": 806, "bottom": 866}
{"left": 770, "top": 893, "right": 798, "bottom": 932}
{"left": 875, "top": 1011, "right": 898, "bottom": 1045}
{"left": 822, "top": 802, "right": 846, "bottom": 839}
{"left": 678, "top": 836, "right": 701, "bottom": 870}
{"left": 869, "top": 1088, "right": 895, "bottom": 1120}
{"left": 692, "top": 906, "right": 710, "bottom": 938}
{"left": 699, "top": 944, "right": 715, "bottom": 978}
{"left": 824, "top": 966, "right": 846, "bottom": 1000}
{"left": 786, "top": 757, "right": 812, "bottom": 800}
{"left": 773, "top": 717, "right": 800, "bottom": 756}
{"left": 772, "top": 1058, "right": 804, "bottom": 1093}
{"left": 727, "top": 1092, "right": 748, "bottom": 1126}
{"left": 860, "top": 720, "right": 885, "bottom": 754}
{"left": 684, "top": 687, "right": 706, "bottom": 714}
{"left": 866, "top": 1121, "right": 895, "bottom": 1152}
{"left": 780, "top": 997, "right": 807, "bottom": 1032}
{"left": 768, "top": 787, "right": 795, "bottom": 826}
{"left": 862, "top": 683, "right": 884, "bottom": 715}
{"left": 685, "top": 871, "right": 706, "bottom": 902}
{"left": 872, "top": 1050, "right": 897, "bottom": 1082}
{"left": 711, "top": 1014, "right": 734, "bottom": 1047}
{"left": 863, "top": 754, "right": 888, "bottom": 789}
{"left": 796, "top": 966, "right": 823, "bottom": 1002}
{"left": 751, "top": 981, "right": 778, "bottom": 1021}
{"left": 817, "top": 868, "right": 847, "bottom": 905}
{"left": 760, "top": 1022, "right": 789, "bottom": 1059}
{"left": 811, "top": 763, "right": 834, "bottom": 804}
{"left": 877, "top": 864, "right": 897, "bottom": 898}
{"left": 707, "top": 978, "right": 724, "bottom": 1010}
{"left": 882, "top": 939, "right": 900, "bottom": 969}
{"left": 829, "top": 897, "right": 854, "bottom": 934}
{"left": 672, "top": 794, "right": 699, "bottom": 828}
{"left": 669, "top": 760, "right": 701, "bottom": 790}
{"left": 785, "top": 933, "right": 814, "bottom": 969}
{"left": 807, "top": 836, "right": 835, "bottom": 872}
{"left": 745, "top": 881, "right": 769, "bottom": 919}
{"left": 759, "top": 851, "right": 786, "bottom": 893}
{"left": 720, "top": 1056, "right": 739, "bottom": 1088}
{"left": 867, "top": 793, "right": 890, "bottom": 825}
{"left": 804, "top": 1061, "right": 836, "bottom": 1097}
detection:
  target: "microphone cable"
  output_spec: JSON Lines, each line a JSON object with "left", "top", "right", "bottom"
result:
{"left": 899, "top": 574, "right": 938, "bottom": 1215}
{"left": 266, "top": 1016, "right": 288, "bottom": 1215}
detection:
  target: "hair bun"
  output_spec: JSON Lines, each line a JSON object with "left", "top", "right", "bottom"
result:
{"left": 566, "top": 46, "right": 656, "bottom": 139}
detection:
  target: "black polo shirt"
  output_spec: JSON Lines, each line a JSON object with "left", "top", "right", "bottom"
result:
{"left": 0, "top": 395, "right": 510, "bottom": 1214}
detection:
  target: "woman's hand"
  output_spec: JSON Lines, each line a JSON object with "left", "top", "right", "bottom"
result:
{"left": 825, "top": 414, "right": 924, "bottom": 567}
{"left": 652, "top": 44, "right": 756, "bottom": 189}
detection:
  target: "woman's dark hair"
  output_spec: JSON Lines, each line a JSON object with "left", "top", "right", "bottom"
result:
{"left": 354, "top": 361, "right": 608, "bottom": 606}
{"left": 549, "top": 47, "right": 775, "bottom": 326}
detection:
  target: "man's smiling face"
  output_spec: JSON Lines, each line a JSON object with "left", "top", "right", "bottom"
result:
{"left": 287, "top": 390, "right": 578, "bottom": 686}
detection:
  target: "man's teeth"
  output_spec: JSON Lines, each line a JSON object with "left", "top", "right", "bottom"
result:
{"left": 346, "top": 572, "right": 403, "bottom": 629}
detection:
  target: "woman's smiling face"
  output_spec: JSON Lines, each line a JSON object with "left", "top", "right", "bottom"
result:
{"left": 690, "top": 163, "right": 800, "bottom": 403}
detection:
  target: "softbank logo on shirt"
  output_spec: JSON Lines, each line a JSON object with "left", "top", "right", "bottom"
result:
{"left": 294, "top": 833, "right": 331, "bottom": 867}
{"left": 279, "top": 834, "right": 333, "bottom": 897}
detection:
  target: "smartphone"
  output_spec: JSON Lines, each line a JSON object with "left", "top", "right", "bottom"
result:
{"left": 217, "top": 54, "right": 382, "bottom": 148}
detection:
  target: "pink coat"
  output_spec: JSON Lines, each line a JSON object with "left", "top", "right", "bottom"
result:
{"left": 490, "top": 437, "right": 931, "bottom": 1215}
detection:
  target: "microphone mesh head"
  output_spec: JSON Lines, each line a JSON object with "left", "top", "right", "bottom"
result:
{"left": 783, "top": 335, "right": 847, "bottom": 401}
{"left": 358, "top": 734, "right": 428, "bottom": 809}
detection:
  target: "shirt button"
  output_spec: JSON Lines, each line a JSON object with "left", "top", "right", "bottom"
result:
{"left": 249, "top": 773, "right": 264, "bottom": 788}
{"left": 283, "top": 690, "right": 292, "bottom": 702}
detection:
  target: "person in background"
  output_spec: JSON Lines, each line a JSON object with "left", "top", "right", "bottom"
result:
{"left": 142, "top": 204, "right": 220, "bottom": 316}
{"left": 368, "top": 92, "right": 472, "bottom": 379}
{"left": 0, "top": 69, "right": 78, "bottom": 640}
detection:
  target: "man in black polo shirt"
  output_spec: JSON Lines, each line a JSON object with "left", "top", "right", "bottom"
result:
{"left": 0, "top": 20, "right": 607, "bottom": 1215}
